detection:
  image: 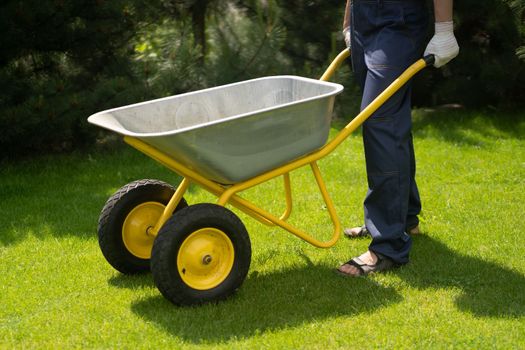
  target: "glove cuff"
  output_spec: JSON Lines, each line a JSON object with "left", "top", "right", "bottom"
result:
{"left": 342, "top": 27, "right": 350, "bottom": 35}
{"left": 435, "top": 21, "right": 454, "bottom": 34}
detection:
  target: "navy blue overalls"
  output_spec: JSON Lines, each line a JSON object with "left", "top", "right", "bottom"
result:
{"left": 350, "top": 0, "right": 429, "bottom": 263}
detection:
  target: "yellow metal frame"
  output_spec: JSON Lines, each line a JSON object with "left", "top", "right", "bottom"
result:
{"left": 124, "top": 49, "right": 429, "bottom": 249}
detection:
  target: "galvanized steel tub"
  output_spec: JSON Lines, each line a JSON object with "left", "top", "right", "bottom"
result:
{"left": 88, "top": 75, "right": 344, "bottom": 184}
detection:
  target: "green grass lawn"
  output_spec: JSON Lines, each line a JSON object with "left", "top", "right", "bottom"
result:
{"left": 1, "top": 109, "right": 524, "bottom": 349}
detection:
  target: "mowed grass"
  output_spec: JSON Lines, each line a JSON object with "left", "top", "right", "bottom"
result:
{"left": 1, "top": 109, "right": 524, "bottom": 349}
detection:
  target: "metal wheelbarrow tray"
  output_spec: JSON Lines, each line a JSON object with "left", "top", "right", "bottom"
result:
{"left": 88, "top": 50, "right": 434, "bottom": 306}
{"left": 88, "top": 76, "right": 343, "bottom": 184}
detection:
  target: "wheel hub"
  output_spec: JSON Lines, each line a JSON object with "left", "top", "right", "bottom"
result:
{"left": 177, "top": 228, "right": 234, "bottom": 290}
{"left": 122, "top": 202, "right": 165, "bottom": 259}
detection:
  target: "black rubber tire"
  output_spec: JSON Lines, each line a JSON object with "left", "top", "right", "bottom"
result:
{"left": 151, "top": 204, "right": 251, "bottom": 306}
{"left": 97, "top": 179, "right": 188, "bottom": 274}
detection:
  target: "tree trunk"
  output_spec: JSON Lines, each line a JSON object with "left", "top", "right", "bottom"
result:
{"left": 190, "top": 0, "right": 208, "bottom": 63}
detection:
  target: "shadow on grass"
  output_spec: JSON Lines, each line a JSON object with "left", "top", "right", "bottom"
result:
{"left": 112, "top": 235, "right": 525, "bottom": 343}
{"left": 400, "top": 235, "right": 525, "bottom": 318}
{"left": 126, "top": 265, "right": 402, "bottom": 343}
{"left": 108, "top": 273, "right": 155, "bottom": 290}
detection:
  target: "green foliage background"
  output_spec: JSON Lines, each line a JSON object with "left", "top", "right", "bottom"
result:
{"left": 0, "top": 0, "right": 523, "bottom": 158}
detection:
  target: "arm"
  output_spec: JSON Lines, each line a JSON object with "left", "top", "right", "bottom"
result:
{"left": 343, "top": 0, "right": 351, "bottom": 30}
{"left": 434, "top": 0, "right": 454, "bottom": 22}
{"left": 424, "top": 0, "right": 459, "bottom": 67}
{"left": 343, "top": 0, "right": 351, "bottom": 48}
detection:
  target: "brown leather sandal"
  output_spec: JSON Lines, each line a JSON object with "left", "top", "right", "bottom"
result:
{"left": 343, "top": 224, "right": 420, "bottom": 238}
{"left": 336, "top": 252, "right": 399, "bottom": 277}
{"left": 343, "top": 225, "right": 370, "bottom": 238}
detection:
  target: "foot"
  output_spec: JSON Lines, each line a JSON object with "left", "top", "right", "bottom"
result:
{"left": 408, "top": 225, "right": 420, "bottom": 235}
{"left": 343, "top": 225, "right": 369, "bottom": 238}
{"left": 343, "top": 225, "right": 420, "bottom": 238}
{"left": 336, "top": 250, "right": 398, "bottom": 277}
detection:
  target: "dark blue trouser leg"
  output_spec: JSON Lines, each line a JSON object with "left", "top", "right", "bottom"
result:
{"left": 350, "top": 0, "right": 428, "bottom": 264}
{"left": 407, "top": 135, "right": 421, "bottom": 230}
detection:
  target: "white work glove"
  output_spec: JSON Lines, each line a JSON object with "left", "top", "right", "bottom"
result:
{"left": 342, "top": 27, "right": 351, "bottom": 49}
{"left": 424, "top": 21, "right": 459, "bottom": 68}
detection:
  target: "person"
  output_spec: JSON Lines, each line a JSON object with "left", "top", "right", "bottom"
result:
{"left": 337, "top": 0, "right": 459, "bottom": 276}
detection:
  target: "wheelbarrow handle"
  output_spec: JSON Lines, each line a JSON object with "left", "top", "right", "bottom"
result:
{"left": 319, "top": 50, "right": 433, "bottom": 154}
{"left": 320, "top": 50, "right": 436, "bottom": 81}
{"left": 319, "top": 49, "right": 351, "bottom": 82}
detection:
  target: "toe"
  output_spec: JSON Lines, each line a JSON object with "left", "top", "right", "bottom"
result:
{"left": 337, "top": 263, "right": 362, "bottom": 277}
{"left": 344, "top": 227, "right": 364, "bottom": 238}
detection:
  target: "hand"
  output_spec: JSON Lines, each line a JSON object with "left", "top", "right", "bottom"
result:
{"left": 424, "top": 21, "right": 459, "bottom": 68}
{"left": 343, "top": 27, "right": 351, "bottom": 49}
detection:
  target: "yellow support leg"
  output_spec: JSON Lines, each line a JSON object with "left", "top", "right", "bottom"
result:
{"left": 149, "top": 177, "right": 190, "bottom": 237}
{"left": 280, "top": 173, "right": 293, "bottom": 221}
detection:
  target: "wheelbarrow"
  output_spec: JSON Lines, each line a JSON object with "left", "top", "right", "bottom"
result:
{"left": 88, "top": 49, "right": 434, "bottom": 306}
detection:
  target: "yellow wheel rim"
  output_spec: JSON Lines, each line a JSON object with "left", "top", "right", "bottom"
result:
{"left": 177, "top": 228, "right": 235, "bottom": 290}
{"left": 122, "top": 202, "right": 165, "bottom": 259}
